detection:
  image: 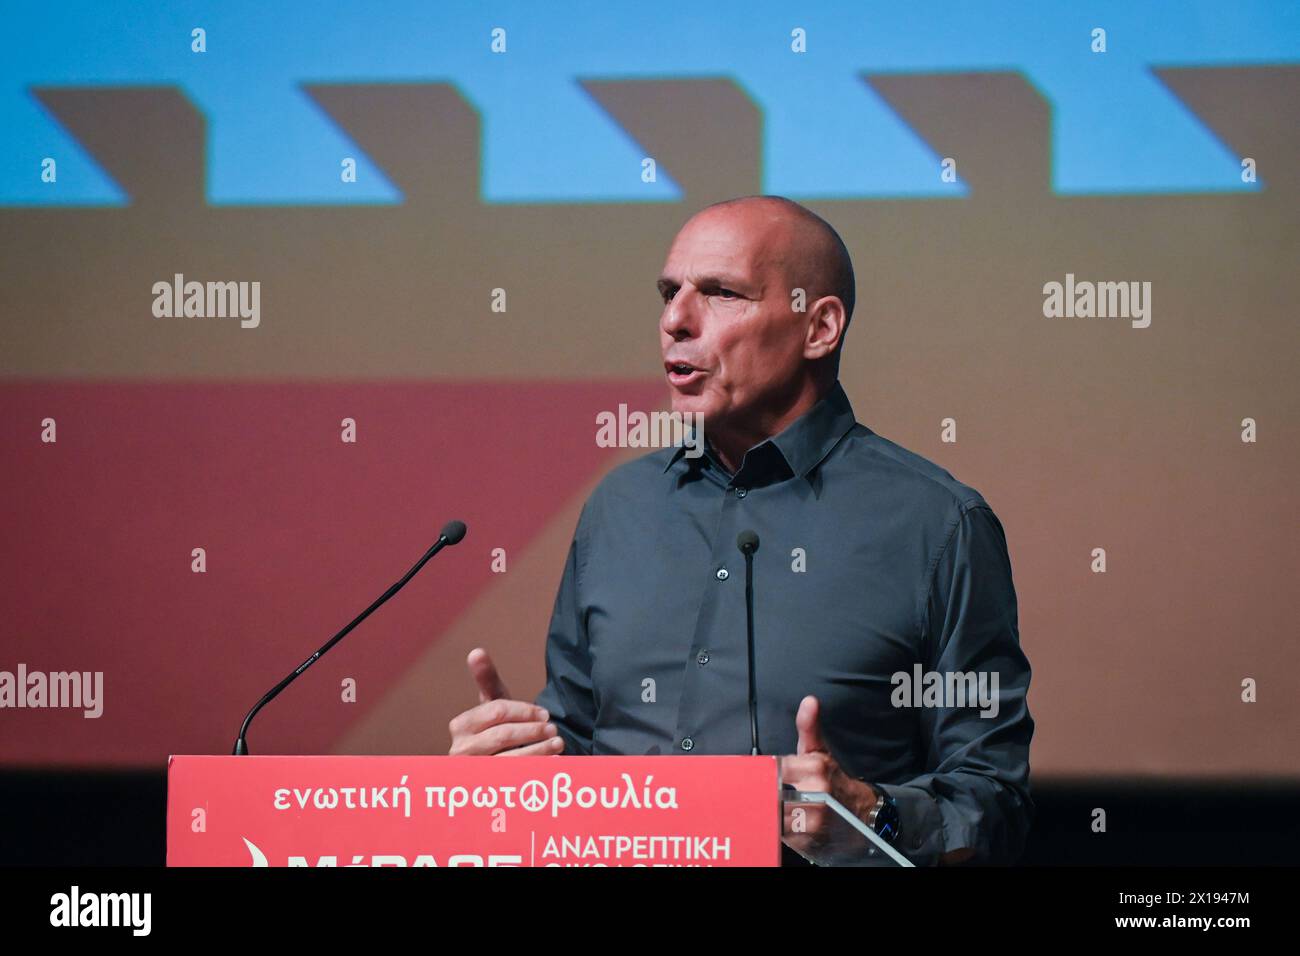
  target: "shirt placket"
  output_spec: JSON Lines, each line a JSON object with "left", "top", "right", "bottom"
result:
{"left": 672, "top": 467, "right": 754, "bottom": 754}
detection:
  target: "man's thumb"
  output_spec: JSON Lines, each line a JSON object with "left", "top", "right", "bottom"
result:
{"left": 795, "top": 695, "right": 827, "bottom": 754}
{"left": 467, "top": 647, "right": 510, "bottom": 703}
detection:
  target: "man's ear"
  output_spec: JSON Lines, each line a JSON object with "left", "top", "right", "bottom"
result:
{"left": 803, "top": 296, "right": 847, "bottom": 361}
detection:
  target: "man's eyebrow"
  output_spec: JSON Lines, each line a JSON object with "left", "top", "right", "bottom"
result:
{"left": 657, "top": 274, "right": 747, "bottom": 295}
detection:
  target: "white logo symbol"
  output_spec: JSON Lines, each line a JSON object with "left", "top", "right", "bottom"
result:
{"left": 519, "top": 780, "right": 547, "bottom": 812}
{"left": 243, "top": 837, "right": 269, "bottom": 867}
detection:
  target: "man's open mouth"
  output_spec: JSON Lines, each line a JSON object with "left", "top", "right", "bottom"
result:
{"left": 665, "top": 362, "right": 705, "bottom": 386}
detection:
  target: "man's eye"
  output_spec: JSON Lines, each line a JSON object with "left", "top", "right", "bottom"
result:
{"left": 716, "top": 289, "right": 738, "bottom": 299}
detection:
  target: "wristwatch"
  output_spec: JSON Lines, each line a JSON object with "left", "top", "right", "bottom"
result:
{"left": 865, "top": 784, "right": 901, "bottom": 845}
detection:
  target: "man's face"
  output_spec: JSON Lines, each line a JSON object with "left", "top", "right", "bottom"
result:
{"left": 657, "top": 205, "right": 810, "bottom": 429}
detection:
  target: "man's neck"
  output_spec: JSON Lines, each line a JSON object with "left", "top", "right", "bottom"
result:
{"left": 708, "top": 378, "right": 832, "bottom": 475}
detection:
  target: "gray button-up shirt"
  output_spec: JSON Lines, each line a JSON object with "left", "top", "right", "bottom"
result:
{"left": 535, "top": 381, "right": 1034, "bottom": 864}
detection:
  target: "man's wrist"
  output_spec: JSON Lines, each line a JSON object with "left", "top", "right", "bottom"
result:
{"left": 863, "top": 782, "right": 901, "bottom": 845}
{"left": 854, "top": 780, "right": 879, "bottom": 821}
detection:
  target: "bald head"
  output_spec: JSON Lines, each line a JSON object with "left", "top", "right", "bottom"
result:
{"left": 698, "top": 195, "right": 856, "bottom": 333}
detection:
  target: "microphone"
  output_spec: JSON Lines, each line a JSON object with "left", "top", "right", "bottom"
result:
{"left": 736, "top": 529, "right": 760, "bottom": 756}
{"left": 232, "top": 519, "right": 468, "bottom": 755}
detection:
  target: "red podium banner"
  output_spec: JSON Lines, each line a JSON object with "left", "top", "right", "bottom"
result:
{"left": 167, "top": 755, "right": 781, "bottom": 867}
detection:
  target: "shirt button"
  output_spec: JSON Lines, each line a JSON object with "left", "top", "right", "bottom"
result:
{"left": 735, "top": 487, "right": 748, "bottom": 498}
{"left": 680, "top": 737, "right": 695, "bottom": 751}
{"left": 715, "top": 567, "right": 729, "bottom": 581}
{"left": 697, "top": 650, "right": 710, "bottom": 666}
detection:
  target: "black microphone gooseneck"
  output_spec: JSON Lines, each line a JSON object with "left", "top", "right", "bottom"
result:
{"left": 736, "top": 529, "right": 761, "bottom": 756}
{"left": 232, "top": 519, "right": 468, "bottom": 755}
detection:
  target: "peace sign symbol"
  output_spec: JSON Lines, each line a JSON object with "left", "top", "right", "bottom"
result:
{"left": 519, "top": 779, "right": 548, "bottom": 812}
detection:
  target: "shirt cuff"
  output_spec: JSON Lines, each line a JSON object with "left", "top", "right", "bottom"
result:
{"left": 873, "top": 783, "right": 946, "bottom": 866}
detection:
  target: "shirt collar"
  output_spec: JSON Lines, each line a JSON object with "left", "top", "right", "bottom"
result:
{"left": 661, "top": 380, "right": 859, "bottom": 482}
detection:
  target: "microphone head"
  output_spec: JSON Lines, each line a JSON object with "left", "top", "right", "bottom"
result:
{"left": 440, "top": 520, "right": 468, "bottom": 545}
{"left": 736, "top": 529, "right": 760, "bottom": 555}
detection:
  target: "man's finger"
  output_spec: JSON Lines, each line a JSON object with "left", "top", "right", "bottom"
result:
{"left": 451, "top": 717, "right": 554, "bottom": 755}
{"left": 467, "top": 647, "right": 510, "bottom": 703}
{"left": 795, "top": 695, "right": 828, "bottom": 755}
{"left": 780, "top": 754, "right": 830, "bottom": 792}
{"left": 458, "top": 698, "right": 548, "bottom": 736}
{"left": 500, "top": 735, "right": 567, "bottom": 757}
{"left": 477, "top": 720, "right": 559, "bottom": 755}
{"left": 779, "top": 754, "right": 821, "bottom": 781}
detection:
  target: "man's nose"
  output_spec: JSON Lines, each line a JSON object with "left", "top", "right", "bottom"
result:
{"left": 660, "top": 289, "right": 697, "bottom": 341}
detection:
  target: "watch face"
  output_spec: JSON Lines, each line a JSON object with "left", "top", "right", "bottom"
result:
{"left": 873, "top": 795, "right": 901, "bottom": 844}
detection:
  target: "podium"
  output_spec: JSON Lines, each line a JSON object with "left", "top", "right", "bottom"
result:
{"left": 167, "top": 755, "right": 911, "bottom": 867}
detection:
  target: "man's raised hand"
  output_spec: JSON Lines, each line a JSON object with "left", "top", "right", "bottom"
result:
{"left": 446, "top": 648, "right": 565, "bottom": 756}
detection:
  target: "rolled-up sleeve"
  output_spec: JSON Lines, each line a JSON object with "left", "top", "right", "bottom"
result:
{"left": 533, "top": 515, "right": 597, "bottom": 756}
{"left": 879, "top": 502, "right": 1035, "bottom": 865}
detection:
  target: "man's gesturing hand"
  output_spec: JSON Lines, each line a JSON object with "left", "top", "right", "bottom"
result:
{"left": 780, "top": 695, "right": 877, "bottom": 821}
{"left": 446, "top": 648, "right": 565, "bottom": 756}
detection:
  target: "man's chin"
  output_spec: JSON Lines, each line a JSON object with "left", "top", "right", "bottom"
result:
{"left": 669, "top": 395, "right": 713, "bottom": 420}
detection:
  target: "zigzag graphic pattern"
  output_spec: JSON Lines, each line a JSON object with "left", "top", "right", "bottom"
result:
{"left": 3, "top": 0, "right": 1297, "bottom": 205}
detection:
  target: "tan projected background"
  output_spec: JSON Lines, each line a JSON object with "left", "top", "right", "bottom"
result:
{"left": 1, "top": 70, "right": 1297, "bottom": 777}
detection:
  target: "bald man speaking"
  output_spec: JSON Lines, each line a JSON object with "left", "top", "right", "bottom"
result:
{"left": 448, "top": 196, "right": 1034, "bottom": 866}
